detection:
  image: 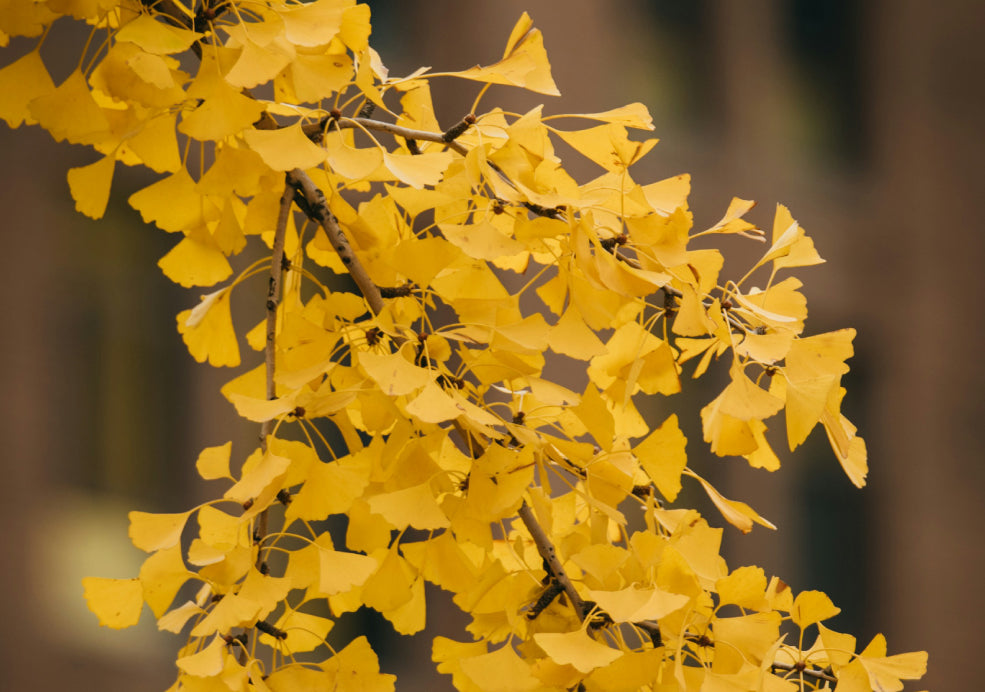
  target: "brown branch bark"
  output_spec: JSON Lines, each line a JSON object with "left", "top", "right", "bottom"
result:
{"left": 287, "top": 169, "right": 384, "bottom": 315}
{"left": 254, "top": 179, "right": 293, "bottom": 570}
{"left": 770, "top": 662, "right": 837, "bottom": 684}
{"left": 517, "top": 501, "right": 587, "bottom": 619}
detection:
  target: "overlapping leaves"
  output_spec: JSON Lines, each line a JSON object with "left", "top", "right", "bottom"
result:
{"left": 1, "top": 1, "right": 923, "bottom": 690}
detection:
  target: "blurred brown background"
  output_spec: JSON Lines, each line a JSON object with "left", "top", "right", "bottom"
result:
{"left": 1, "top": 0, "right": 982, "bottom": 689}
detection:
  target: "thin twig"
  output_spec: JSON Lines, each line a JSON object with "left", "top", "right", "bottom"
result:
{"left": 517, "top": 502, "right": 587, "bottom": 619}
{"left": 254, "top": 179, "right": 293, "bottom": 568}
{"left": 770, "top": 662, "right": 837, "bottom": 684}
{"left": 287, "top": 169, "right": 384, "bottom": 315}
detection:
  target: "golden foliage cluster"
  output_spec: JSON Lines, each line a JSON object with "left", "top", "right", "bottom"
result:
{"left": 1, "top": 0, "right": 925, "bottom": 690}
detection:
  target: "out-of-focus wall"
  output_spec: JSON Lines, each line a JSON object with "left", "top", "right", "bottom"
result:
{"left": 1, "top": 1, "right": 981, "bottom": 689}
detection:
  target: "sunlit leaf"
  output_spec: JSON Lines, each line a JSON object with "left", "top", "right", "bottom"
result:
{"left": 243, "top": 123, "right": 326, "bottom": 171}
{"left": 534, "top": 629, "right": 623, "bottom": 673}
{"left": 67, "top": 154, "right": 115, "bottom": 219}
{"left": 0, "top": 50, "right": 55, "bottom": 127}
{"left": 129, "top": 510, "right": 192, "bottom": 552}
{"left": 115, "top": 14, "right": 204, "bottom": 55}
{"left": 82, "top": 577, "right": 143, "bottom": 629}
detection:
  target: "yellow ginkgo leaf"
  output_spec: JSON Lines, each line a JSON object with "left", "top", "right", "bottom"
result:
{"left": 29, "top": 68, "right": 110, "bottom": 145}
{"left": 176, "top": 635, "right": 226, "bottom": 677}
{"left": 458, "top": 644, "right": 541, "bottom": 692}
{"left": 359, "top": 348, "right": 431, "bottom": 396}
{"left": 67, "top": 154, "right": 115, "bottom": 219}
{"left": 0, "top": 50, "right": 55, "bottom": 127}
{"left": 367, "top": 482, "right": 449, "bottom": 531}
{"left": 323, "top": 130, "right": 384, "bottom": 180}
{"left": 439, "top": 220, "right": 527, "bottom": 260}
{"left": 382, "top": 236, "right": 463, "bottom": 288}
{"left": 766, "top": 204, "right": 824, "bottom": 271}
{"left": 279, "top": 0, "right": 345, "bottom": 47}
{"left": 642, "top": 173, "right": 691, "bottom": 215}
{"left": 711, "top": 365, "right": 785, "bottom": 422}
{"left": 139, "top": 544, "right": 191, "bottom": 618}
{"left": 115, "top": 14, "right": 203, "bottom": 55}
{"left": 743, "top": 419, "right": 781, "bottom": 471}
{"left": 179, "top": 79, "right": 265, "bottom": 142}
{"left": 318, "top": 548, "right": 379, "bottom": 595}
{"left": 129, "top": 169, "right": 204, "bottom": 233}
{"left": 406, "top": 381, "right": 466, "bottom": 424}
{"left": 159, "top": 234, "right": 233, "bottom": 288}
{"left": 687, "top": 471, "right": 776, "bottom": 534}
{"left": 704, "top": 197, "right": 758, "bottom": 235}
{"left": 242, "top": 123, "right": 326, "bottom": 171}
{"left": 625, "top": 207, "right": 690, "bottom": 268}
{"left": 361, "top": 547, "right": 417, "bottom": 614}
{"left": 286, "top": 452, "right": 371, "bottom": 522}
{"left": 713, "top": 612, "right": 782, "bottom": 663}
{"left": 224, "top": 449, "right": 291, "bottom": 506}
{"left": 125, "top": 112, "right": 182, "bottom": 173}
{"left": 266, "top": 666, "right": 333, "bottom": 689}
{"left": 126, "top": 49, "right": 176, "bottom": 89}
{"left": 556, "top": 124, "right": 657, "bottom": 172}
{"left": 567, "top": 102, "right": 655, "bottom": 130}
{"left": 339, "top": 3, "right": 371, "bottom": 51}
{"left": 816, "top": 623, "right": 857, "bottom": 669}
{"left": 325, "top": 636, "right": 396, "bottom": 690}
{"left": 702, "top": 409, "right": 758, "bottom": 457}
{"left": 264, "top": 610, "right": 333, "bottom": 654}
{"left": 382, "top": 573, "right": 426, "bottom": 635}
{"left": 857, "top": 637, "right": 928, "bottom": 692}
{"left": 586, "top": 585, "right": 689, "bottom": 622}
{"left": 533, "top": 629, "right": 623, "bottom": 674}
{"left": 82, "top": 577, "right": 143, "bottom": 629}
{"left": 733, "top": 278, "right": 807, "bottom": 332}
{"left": 157, "top": 600, "right": 204, "bottom": 633}
{"left": 450, "top": 14, "right": 559, "bottom": 96}
{"left": 549, "top": 306, "right": 607, "bottom": 360}
{"left": 197, "top": 505, "right": 247, "bottom": 550}
{"left": 290, "top": 52, "right": 353, "bottom": 103}
{"left": 224, "top": 36, "right": 292, "bottom": 89}
{"left": 128, "top": 509, "right": 193, "bottom": 552}
{"left": 177, "top": 287, "right": 241, "bottom": 367}
{"left": 716, "top": 566, "right": 768, "bottom": 610}
{"left": 383, "top": 150, "right": 454, "bottom": 189}
{"left": 636, "top": 414, "right": 687, "bottom": 502}
{"left": 791, "top": 590, "right": 841, "bottom": 629}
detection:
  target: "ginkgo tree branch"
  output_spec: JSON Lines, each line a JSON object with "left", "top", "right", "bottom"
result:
{"left": 287, "top": 168, "right": 385, "bottom": 315}
{"left": 517, "top": 501, "right": 588, "bottom": 619}
{"left": 254, "top": 179, "right": 294, "bottom": 571}
{"left": 770, "top": 662, "right": 837, "bottom": 684}
{"left": 303, "top": 116, "right": 468, "bottom": 155}
{"left": 304, "top": 115, "right": 563, "bottom": 219}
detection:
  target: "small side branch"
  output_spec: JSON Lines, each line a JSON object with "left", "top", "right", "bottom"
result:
{"left": 287, "top": 169, "right": 384, "bottom": 315}
{"left": 517, "top": 501, "right": 587, "bottom": 620}
{"left": 261, "top": 181, "right": 294, "bottom": 441}
{"left": 253, "top": 179, "right": 293, "bottom": 569}
{"left": 771, "top": 662, "right": 837, "bottom": 684}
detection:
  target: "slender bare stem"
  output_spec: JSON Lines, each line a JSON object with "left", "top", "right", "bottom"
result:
{"left": 517, "top": 501, "right": 587, "bottom": 619}
{"left": 287, "top": 168, "right": 384, "bottom": 315}
{"left": 770, "top": 662, "right": 837, "bottom": 684}
{"left": 254, "top": 180, "right": 293, "bottom": 569}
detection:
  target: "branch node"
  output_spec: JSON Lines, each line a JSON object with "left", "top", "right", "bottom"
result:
{"left": 442, "top": 114, "right": 476, "bottom": 143}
